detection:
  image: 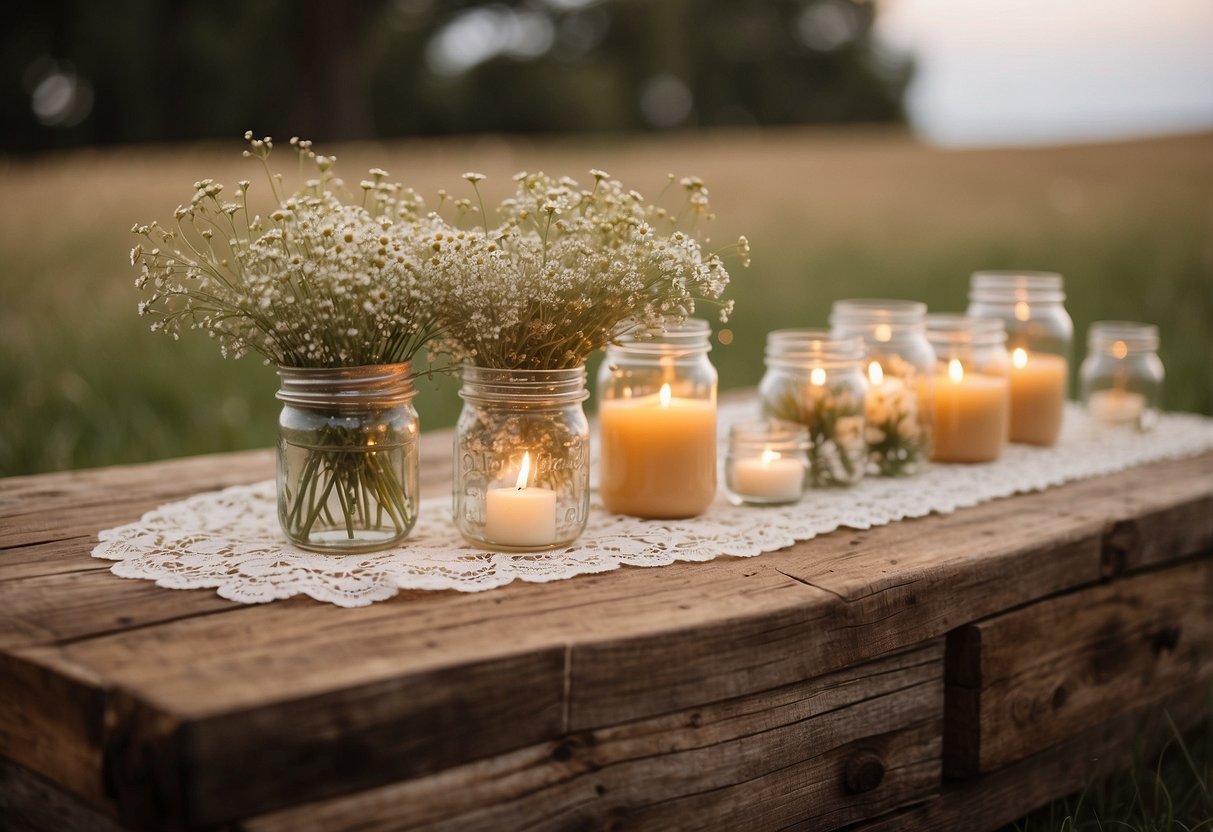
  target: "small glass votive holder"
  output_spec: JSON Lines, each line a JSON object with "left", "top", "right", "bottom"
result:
{"left": 725, "top": 420, "right": 810, "bottom": 506}
{"left": 1080, "top": 321, "right": 1164, "bottom": 431}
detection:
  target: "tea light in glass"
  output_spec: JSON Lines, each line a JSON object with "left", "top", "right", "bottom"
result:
{"left": 725, "top": 420, "right": 809, "bottom": 505}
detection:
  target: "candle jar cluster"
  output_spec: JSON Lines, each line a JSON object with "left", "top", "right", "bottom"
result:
{"left": 926, "top": 316, "right": 1011, "bottom": 463}
{"left": 725, "top": 420, "right": 809, "bottom": 505}
{"left": 968, "top": 271, "right": 1071, "bottom": 446}
{"left": 1080, "top": 321, "right": 1164, "bottom": 431}
{"left": 830, "top": 300, "right": 934, "bottom": 476}
{"left": 597, "top": 321, "right": 718, "bottom": 520}
{"left": 758, "top": 331, "right": 867, "bottom": 488}
{"left": 453, "top": 367, "right": 590, "bottom": 551}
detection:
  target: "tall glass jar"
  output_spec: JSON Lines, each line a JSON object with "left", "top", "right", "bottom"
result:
{"left": 758, "top": 330, "right": 867, "bottom": 487}
{"left": 597, "top": 320, "right": 718, "bottom": 519}
{"left": 1080, "top": 321, "right": 1164, "bottom": 431}
{"left": 277, "top": 363, "right": 419, "bottom": 553}
{"left": 830, "top": 300, "right": 934, "bottom": 476}
{"left": 454, "top": 366, "right": 590, "bottom": 551}
{"left": 925, "top": 315, "right": 1011, "bottom": 463}
{"left": 967, "top": 270, "right": 1072, "bottom": 446}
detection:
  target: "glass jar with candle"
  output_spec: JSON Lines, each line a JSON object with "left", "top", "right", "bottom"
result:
{"left": 967, "top": 271, "right": 1072, "bottom": 446}
{"left": 925, "top": 315, "right": 1011, "bottom": 463}
{"left": 830, "top": 300, "right": 934, "bottom": 476}
{"left": 1080, "top": 321, "right": 1164, "bottom": 431}
{"left": 277, "top": 363, "right": 419, "bottom": 553}
{"left": 758, "top": 330, "right": 867, "bottom": 488}
{"left": 597, "top": 319, "right": 718, "bottom": 519}
{"left": 725, "top": 420, "right": 810, "bottom": 505}
{"left": 454, "top": 366, "right": 590, "bottom": 551}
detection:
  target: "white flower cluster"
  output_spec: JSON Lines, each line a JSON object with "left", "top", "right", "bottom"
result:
{"left": 131, "top": 135, "right": 440, "bottom": 368}
{"left": 425, "top": 170, "right": 746, "bottom": 370}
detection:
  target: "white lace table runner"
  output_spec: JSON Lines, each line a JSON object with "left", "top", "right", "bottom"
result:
{"left": 93, "top": 402, "right": 1213, "bottom": 607}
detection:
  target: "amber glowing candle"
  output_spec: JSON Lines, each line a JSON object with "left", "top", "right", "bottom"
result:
{"left": 1007, "top": 348, "right": 1067, "bottom": 445}
{"left": 599, "top": 383, "right": 717, "bottom": 518}
{"left": 932, "top": 359, "right": 1009, "bottom": 463}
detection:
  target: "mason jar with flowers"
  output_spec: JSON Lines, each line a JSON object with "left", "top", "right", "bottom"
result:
{"left": 130, "top": 134, "right": 441, "bottom": 553}
{"left": 426, "top": 170, "right": 748, "bottom": 549}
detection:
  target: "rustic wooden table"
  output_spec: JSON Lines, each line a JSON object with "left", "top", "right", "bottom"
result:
{"left": 2, "top": 427, "right": 1211, "bottom": 832}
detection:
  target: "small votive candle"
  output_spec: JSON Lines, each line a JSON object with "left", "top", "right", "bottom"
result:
{"left": 1080, "top": 321, "right": 1164, "bottom": 431}
{"left": 926, "top": 315, "right": 1010, "bottom": 463}
{"left": 725, "top": 421, "right": 809, "bottom": 505}
{"left": 483, "top": 452, "right": 558, "bottom": 549}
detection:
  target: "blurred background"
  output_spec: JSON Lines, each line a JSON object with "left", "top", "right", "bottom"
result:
{"left": 2, "top": 0, "right": 1212, "bottom": 476}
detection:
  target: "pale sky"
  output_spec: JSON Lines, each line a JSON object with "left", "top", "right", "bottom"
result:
{"left": 876, "top": 0, "right": 1213, "bottom": 145}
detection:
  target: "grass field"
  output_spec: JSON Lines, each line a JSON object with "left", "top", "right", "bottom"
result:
{"left": 1, "top": 127, "right": 1211, "bottom": 476}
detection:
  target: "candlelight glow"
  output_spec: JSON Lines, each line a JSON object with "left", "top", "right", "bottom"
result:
{"left": 1112, "top": 340, "right": 1128, "bottom": 359}
{"left": 948, "top": 358, "right": 964, "bottom": 383}
{"left": 809, "top": 367, "right": 827, "bottom": 386}
{"left": 874, "top": 323, "right": 893, "bottom": 342}
{"left": 659, "top": 383, "right": 672, "bottom": 407}
{"left": 1012, "top": 348, "right": 1028, "bottom": 369}
{"left": 760, "top": 448, "right": 781, "bottom": 465}
{"left": 1014, "top": 301, "right": 1031, "bottom": 322}
{"left": 868, "top": 360, "right": 884, "bottom": 386}
{"left": 515, "top": 451, "right": 532, "bottom": 489}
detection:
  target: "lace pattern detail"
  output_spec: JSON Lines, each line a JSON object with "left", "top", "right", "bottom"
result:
{"left": 94, "top": 402, "right": 1213, "bottom": 607}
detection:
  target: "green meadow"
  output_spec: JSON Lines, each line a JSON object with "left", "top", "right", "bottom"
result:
{"left": 2, "top": 128, "right": 1211, "bottom": 476}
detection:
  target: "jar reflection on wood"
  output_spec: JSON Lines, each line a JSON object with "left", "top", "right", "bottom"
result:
{"left": 454, "top": 366, "right": 590, "bottom": 551}
{"left": 830, "top": 300, "right": 935, "bottom": 476}
{"left": 925, "top": 315, "right": 1011, "bottom": 463}
{"left": 597, "top": 320, "right": 718, "bottom": 519}
{"left": 758, "top": 330, "right": 867, "bottom": 488}
{"left": 1080, "top": 321, "right": 1164, "bottom": 431}
{"left": 967, "top": 270, "right": 1072, "bottom": 446}
{"left": 276, "top": 363, "right": 419, "bottom": 553}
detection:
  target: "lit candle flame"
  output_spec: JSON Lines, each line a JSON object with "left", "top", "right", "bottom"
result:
{"left": 1014, "top": 301, "right": 1031, "bottom": 322}
{"left": 868, "top": 360, "right": 884, "bottom": 386}
{"left": 948, "top": 358, "right": 964, "bottom": 384}
{"left": 874, "top": 323, "right": 892, "bottom": 343}
{"left": 760, "top": 448, "right": 781, "bottom": 465}
{"left": 659, "top": 383, "right": 672, "bottom": 407}
{"left": 515, "top": 451, "right": 532, "bottom": 490}
{"left": 809, "top": 367, "right": 827, "bottom": 386}
{"left": 1012, "top": 347, "right": 1028, "bottom": 369}
{"left": 1112, "top": 340, "right": 1128, "bottom": 359}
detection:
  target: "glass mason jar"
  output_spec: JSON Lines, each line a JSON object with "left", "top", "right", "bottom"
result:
{"left": 758, "top": 330, "right": 867, "bottom": 488}
{"left": 967, "top": 270, "right": 1072, "bottom": 446}
{"left": 1080, "top": 321, "right": 1164, "bottom": 431}
{"left": 276, "top": 363, "right": 419, "bottom": 553}
{"left": 725, "top": 420, "right": 809, "bottom": 505}
{"left": 597, "top": 320, "right": 718, "bottom": 519}
{"left": 925, "top": 315, "right": 1011, "bottom": 463}
{"left": 454, "top": 366, "right": 590, "bottom": 551}
{"left": 830, "top": 300, "right": 935, "bottom": 476}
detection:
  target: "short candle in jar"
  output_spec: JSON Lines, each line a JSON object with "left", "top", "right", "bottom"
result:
{"left": 483, "top": 452, "right": 557, "bottom": 548}
{"left": 600, "top": 383, "right": 717, "bottom": 519}
{"left": 1009, "top": 348, "right": 1067, "bottom": 446}
{"left": 1088, "top": 388, "right": 1146, "bottom": 426}
{"left": 932, "top": 359, "right": 1009, "bottom": 463}
{"left": 731, "top": 448, "right": 804, "bottom": 503}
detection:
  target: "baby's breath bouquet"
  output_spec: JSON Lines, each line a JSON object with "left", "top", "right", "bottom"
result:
{"left": 130, "top": 134, "right": 440, "bottom": 552}
{"left": 426, "top": 170, "right": 748, "bottom": 369}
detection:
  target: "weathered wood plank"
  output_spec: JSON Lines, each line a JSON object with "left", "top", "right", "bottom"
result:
{"left": 857, "top": 676, "right": 1212, "bottom": 832}
{"left": 945, "top": 557, "right": 1213, "bottom": 776}
{"left": 0, "top": 756, "right": 127, "bottom": 832}
{"left": 242, "top": 642, "right": 943, "bottom": 832}
{"left": 104, "top": 647, "right": 567, "bottom": 830}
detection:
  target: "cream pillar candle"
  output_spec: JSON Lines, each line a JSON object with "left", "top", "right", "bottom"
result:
{"left": 483, "top": 452, "right": 557, "bottom": 548}
{"left": 600, "top": 383, "right": 717, "bottom": 518}
{"left": 731, "top": 449, "right": 805, "bottom": 502}
{"left": 1009, "top": 348, "right": 1067, "bottom": 446}
{"left": 932, "top": 359, "right": 1010, "bottom": 463}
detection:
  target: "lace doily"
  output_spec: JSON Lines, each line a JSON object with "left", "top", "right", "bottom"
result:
{"left": 93, "top": 402, "right": 1213, "bottom": 607}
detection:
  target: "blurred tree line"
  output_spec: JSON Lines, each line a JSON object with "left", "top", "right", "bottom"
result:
{"left": 2, "top": 0, "right": 911, "bottom": 153}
